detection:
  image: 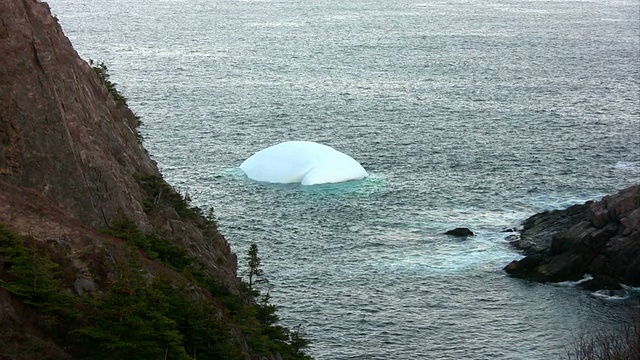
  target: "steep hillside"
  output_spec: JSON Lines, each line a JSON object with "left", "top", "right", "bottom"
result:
{"left": 0, "top": 0, "right": 236, "bottom": 298}
{"left": 0, "top": 0, "right": 309, "bottom": 359}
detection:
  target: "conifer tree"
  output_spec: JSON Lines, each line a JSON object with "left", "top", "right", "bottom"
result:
{"left": 0, "top": 224, "right": 74, "bottom": 316}
{"left": 74, "top": 259, "right": 189, "bottom": 360}
{"left": 246, "top": 243, "right": 267, "bottom": 294}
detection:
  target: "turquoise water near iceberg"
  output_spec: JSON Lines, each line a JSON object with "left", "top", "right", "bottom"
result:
{"left": 49, "top": 0, "right": 640, "bottom": 358}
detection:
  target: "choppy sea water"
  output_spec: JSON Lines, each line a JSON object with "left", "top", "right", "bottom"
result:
{"left": 49, "top": 0, "right": 640, "bottom": 358}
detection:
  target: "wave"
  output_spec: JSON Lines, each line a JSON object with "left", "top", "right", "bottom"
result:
{"left": 589, "top": 289, "right": 630, "bottom": 301}
{"left": 553, "top": 274, "right": 594, "bottom": 288}
{"left": 554, "top": 275, "right": 634, "bottom": 300}
{"left": 615, "top": 161, "right": 640, "bottom": 172}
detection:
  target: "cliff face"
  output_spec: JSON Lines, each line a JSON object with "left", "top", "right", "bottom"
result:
{"left": 504, "top": 185, "right": 640, "bottom": 290}
{"left": 0, "top": 0, "right": 155, "bottom": 228}
{"left": 0, "top": 0, "right": 237, "bottom": 278}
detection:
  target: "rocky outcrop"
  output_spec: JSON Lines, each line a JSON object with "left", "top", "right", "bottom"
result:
{"left": 504, "top": 185, "right": 640, "bottom": 290}
{"left": 0, "top": 0, "right": 155, "bottom": 229}
{"left": 0, "top": 0, "right": 237, "bottom": 282}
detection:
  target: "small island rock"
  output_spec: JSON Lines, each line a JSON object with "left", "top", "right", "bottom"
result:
{"left": 445, "top": 228, "right": 475, "bottom": 237}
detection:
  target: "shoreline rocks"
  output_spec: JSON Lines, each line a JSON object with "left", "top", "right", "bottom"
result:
{"left": 504, "top": 185, "right": 640, "bottom": 291}
{"left": 445, "top": 227, "right": 475, "bottom": 237}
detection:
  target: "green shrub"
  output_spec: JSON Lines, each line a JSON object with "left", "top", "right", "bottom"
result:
{"left": 135, "top": 174, "right": 200, "bottom": 220}
{"left": 101, "top": 211, "right": 191, "bottom": 271}
{"left": 89, "top": 60, "right": 127, "bottom": 108}
{"left": 0, "top": 219, "right": 312, "bottom": 359}
{"left": 89, "top": 59, "right": 143, "bottom": 143}
{"left": 0, "top": 224, "right": 76, "bottom": 320}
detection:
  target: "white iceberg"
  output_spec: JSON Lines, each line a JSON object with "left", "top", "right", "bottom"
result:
{"left": 240, "top": 141, "right": 368, "bottom": 185}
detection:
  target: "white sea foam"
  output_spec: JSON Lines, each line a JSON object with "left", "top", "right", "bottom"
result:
{"left": 394, "top": 234, "right": 520, "bottom": 274}
{"left": 554, "top": 274, "right": 594, "bottom": 288}
{"left": 622, "top": 285, "right": 640, "bottom": 297}
{"left": 615, "top": 161, "right": 639, "bottom": 171}
{"left": 590, "top": 289, "right": 629, "bottom": 301}
{"left": 523, "top": 194, "right": 599, "bottom": 212}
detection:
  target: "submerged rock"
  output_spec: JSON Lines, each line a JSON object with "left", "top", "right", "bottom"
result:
{"left": 445, "top": 228, "right": 474, "bottom": 237}
{"left": 504, "top": 185, "right": 640, "bottom": 290}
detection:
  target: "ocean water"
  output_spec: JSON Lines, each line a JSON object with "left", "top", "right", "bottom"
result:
{"left": 48, "top": 0, "right": 640, "bottom": 358}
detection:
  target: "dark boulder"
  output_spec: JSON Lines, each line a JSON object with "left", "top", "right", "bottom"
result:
{"left": 504, "top": 185, "right": 640, "bottom": 290}
{"left": 506, "top": 202, "right": 592, "bottom": 256}
{"left": 445, "top": 228, "right": 474, "bottom": 237}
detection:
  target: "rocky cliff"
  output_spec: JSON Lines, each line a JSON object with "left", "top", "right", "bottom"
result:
{"left": 0, "top": 0, "right": 238, "bottom": 293}
{"left": 0, "top": 0, "right": 156, "bottom": 228}
{"left": 504, "top": 185, "right": 640, "bottom": 291}
{"left": 0, "top": 1, "right": 308, "bottom": 359}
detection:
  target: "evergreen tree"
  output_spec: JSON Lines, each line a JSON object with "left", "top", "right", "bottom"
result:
{"left": 74, "top": 256, "right": 189, "bottom": 360}
{"left": 257, "top": 291, "right": 279, "bottom": 326}
{"left": 0, "top": 224, "right": 313, "bottom": 360}
{"left": 89, "top": 59, "right": 127, "bottom": 107}
{"left": 246, "top": 243, "right": 267, "bottom": 294}
{"left": 288, "top": 325, "right": 312, "bottom": 360}
{"left": 0, "top": 224, "right": 75, "bottom": 319}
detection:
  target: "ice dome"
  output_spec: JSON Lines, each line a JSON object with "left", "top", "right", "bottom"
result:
{"left": 240, "top": 141, "right": 368, "bottom": 185}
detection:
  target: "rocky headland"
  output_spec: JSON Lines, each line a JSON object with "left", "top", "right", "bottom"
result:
{"left": 504, "top": 184, "right": 640, "bottom": 291}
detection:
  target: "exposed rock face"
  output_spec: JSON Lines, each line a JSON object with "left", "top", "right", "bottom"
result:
{"left": 0, "top": 0, "right": 237, "bottom": 280}
{"left": 0, "top": 0, "right": 155, "bottom": 228}
{"left": 504, "top": 185, "right": 640, "bottom": 290}
{"left": 0, "top": 180, "right": 143, "bottom": 293}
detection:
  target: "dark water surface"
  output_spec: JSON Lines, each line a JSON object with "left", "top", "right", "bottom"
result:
{"left": 49, "top": 0, "right": 640, "bottom": 358}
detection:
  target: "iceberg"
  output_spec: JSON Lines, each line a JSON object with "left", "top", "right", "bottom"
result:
{"left": 240, "top": 141, "right": 368, "bottom": 185}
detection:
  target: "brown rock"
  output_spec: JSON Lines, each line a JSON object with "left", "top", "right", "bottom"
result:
{"left": 589, "top": 203, "right": 610, "bottom": 228}
{"left": 0, "top": 0, "right": 155, "bottom": 228}
{"left": 579, "top": 276, "right": 622, "bottom": 291}
{"left": 0, "top": 0, "right": 239, "bottom": 283}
